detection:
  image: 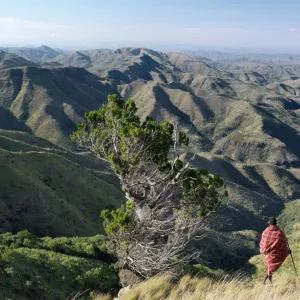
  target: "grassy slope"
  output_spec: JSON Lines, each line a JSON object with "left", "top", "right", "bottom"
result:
{"left": 1, "top": 248, "right": 116, "bottom": 300}
{"left": 0, "top": 231, "right": 119, "bottom": 300}
{"left": 0, "top": 143, "right": 121, "bottom": 236}
{"left": 0, "top": 129, "right": 120, "bottom": 182}
{"left": 112, "top": 274, "right": 299, "bottom": 300}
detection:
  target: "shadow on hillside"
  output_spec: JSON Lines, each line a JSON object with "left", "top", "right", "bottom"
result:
{"left": 152, "top": 85, "right": 214, "bottom": 150}
{"left": 0, "top": 108, "right": 31, "bottom": 133}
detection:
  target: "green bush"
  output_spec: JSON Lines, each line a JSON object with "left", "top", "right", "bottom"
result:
{"left": 0, "top": 230, "right": 115, "bottom": 262}
{"left": 0, "top": 231, "right": 119, "bottom": 299}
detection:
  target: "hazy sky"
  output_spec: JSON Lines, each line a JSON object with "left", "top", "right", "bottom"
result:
{"left": 1, "top": 0, "right": 300, "bottom": 52}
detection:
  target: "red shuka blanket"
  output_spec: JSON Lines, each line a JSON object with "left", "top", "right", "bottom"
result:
{"left": 260, "top": 225, "right": 290, "bottom": 274}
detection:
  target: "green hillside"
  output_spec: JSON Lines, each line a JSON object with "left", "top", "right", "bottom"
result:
{"left": 0, "top": 231, "right": 119, "bottom": 300}
{"left": 0, "top": 66, "right": 115, "bottom": 149}
{"left": 0, "top": 61, "right": 123, "bottom": 239}
{"left": 0, "top": 129, "right": 121, "bottom": 179}
{"left": 0, "top": 143, "right": 121, "bottom": 236}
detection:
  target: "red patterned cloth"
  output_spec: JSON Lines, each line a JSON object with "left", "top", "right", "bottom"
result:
{"left": 260, "top": 225, "right": 290, "bottom": 274}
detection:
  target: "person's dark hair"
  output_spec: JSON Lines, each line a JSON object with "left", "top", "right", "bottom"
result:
{"left": 269, "top": 217, "right": 277, "bottom": 226}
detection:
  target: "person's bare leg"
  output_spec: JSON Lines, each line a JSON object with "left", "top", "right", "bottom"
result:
{"left": 269, "top": 273, "right": 272, "bottom": 284}
{"left": 263, "top": 273, "right": 269, "bottom": 284}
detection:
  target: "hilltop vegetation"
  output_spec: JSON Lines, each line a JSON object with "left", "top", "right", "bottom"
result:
{"left": 0, "top": 231, "right": 119, "bottom": 300}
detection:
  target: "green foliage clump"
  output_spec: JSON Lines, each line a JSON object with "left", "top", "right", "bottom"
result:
{"left": 182, "top": 264, "right": 225, "bottom": 279}
{"left": 41, "top": 235, "right": 116, "bottom": 261}
{"left": 0, "top": 231, "right": 119, "bottom": 300}
{"left": 0, "top": 230, "right": 40, "bottom": 249}
{"left": 71, "top": 94, "right": 189, "bottom": 174}
{"left": 76, "top": 266, "right": 117, "bottom": 291}
{"left": 101, "top": 200, "right": 135, "bottom": 234}
{"left": 0, "top": 230, "right": 115, "bottom": 261}
{"left": 181, "top": 170, "right": 227, "bottom": 217}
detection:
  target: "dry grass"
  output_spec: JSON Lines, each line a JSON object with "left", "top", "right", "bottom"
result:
{"left": 92, "top": 295, "right": 112, "bottom": 300}
{"left": 70, "top": 293, "right": 112, "bottom": 300}
{"left": 120, "top": 274, "right": 300, "bottom": 300}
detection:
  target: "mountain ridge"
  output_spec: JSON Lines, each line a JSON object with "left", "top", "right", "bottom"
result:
{"left": 0, "top": 45, "right": 61, "bottom": 63}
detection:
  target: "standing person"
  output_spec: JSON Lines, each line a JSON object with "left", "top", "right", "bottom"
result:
{"left": 260, "top": 217, "right": 291, "bottom": 284}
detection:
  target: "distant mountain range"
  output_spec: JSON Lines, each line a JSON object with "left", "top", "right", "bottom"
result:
{"left": 0, "top": 45, "right": 61, "bottom": 63}
{"left": 1, "top": 45, "right": 300, "bottom": 268}
{"left": 4, "top": 44, "right": 300, "bottom": 65}
{"left": 185, "top": 49, "right": 300, "bottom": 63}
{"left": 0, "top": 50, "right": 37, "bottom": 69}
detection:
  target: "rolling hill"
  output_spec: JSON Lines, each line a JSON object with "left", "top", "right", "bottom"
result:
{"left": 0, "top": 66, "right": 116, "bottom": 149}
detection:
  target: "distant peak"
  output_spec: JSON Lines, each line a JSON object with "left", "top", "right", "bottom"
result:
{"left": 113, "top": 47, "right": 161, "bottom": 57}
{"left": 168, "top": 52, "right": 194, "bottom": 60}
{"left": 38, "top": 45, "right": 59, "bottom": 53}
{"left": 69, "top": 50, "right": 89, "bottom": 57}
{"left": 113, "top": 47, "right": 141, "bottom": 55}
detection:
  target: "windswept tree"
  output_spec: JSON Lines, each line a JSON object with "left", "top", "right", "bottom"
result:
{"left": 71, "top": 94, "right": 227, "bottom": 279}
